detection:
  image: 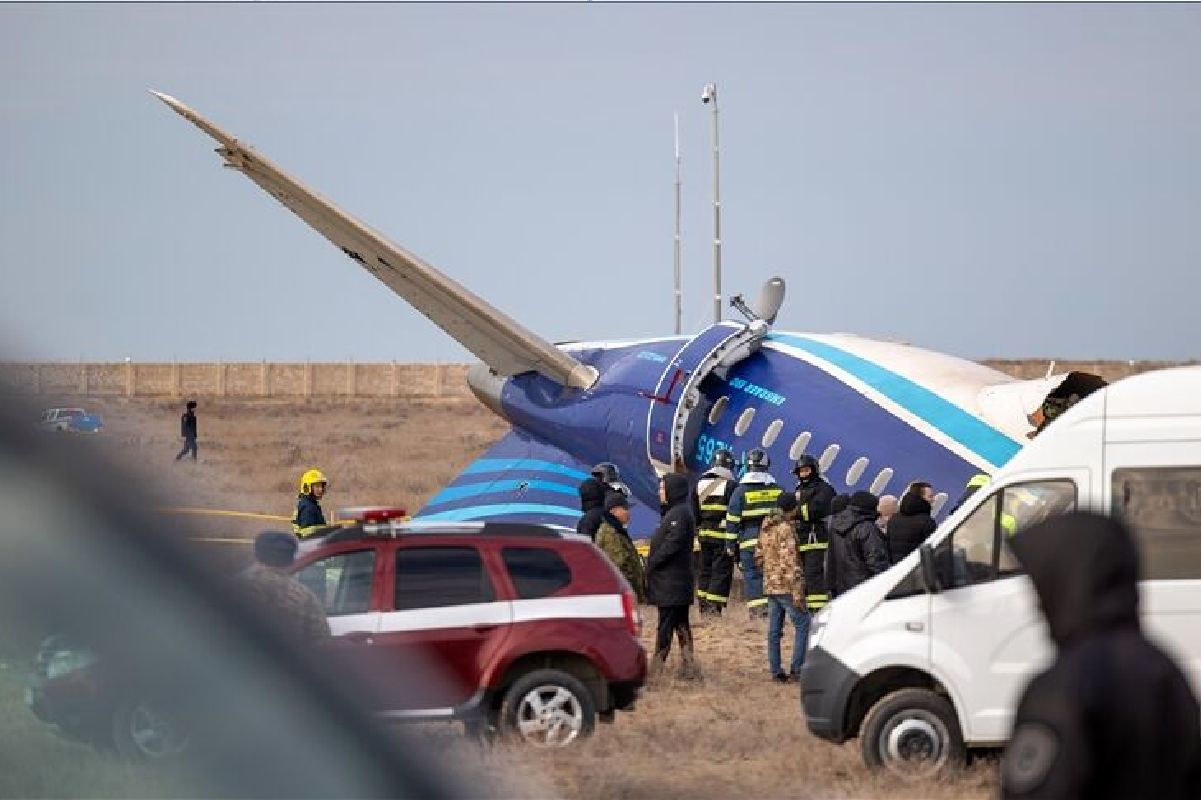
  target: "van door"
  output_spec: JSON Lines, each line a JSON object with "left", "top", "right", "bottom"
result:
{"left": 927, "top": 477, "right": 1081, "bottom": 744}
{"left": 1107, "top": 448, "right": 1201, "bottom": 692}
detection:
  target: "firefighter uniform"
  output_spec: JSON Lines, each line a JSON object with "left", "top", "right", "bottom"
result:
{"left": 726, "top": 453, "right": 782, "bottom": 616}
{"left": 794, "top": 455, "right": 836, "bottom": 612}
{"left": 292, "top": 468, "right": 329, "bottom": 538}
{"left": 694, "top": 466, "right": 737, "bottom": 614}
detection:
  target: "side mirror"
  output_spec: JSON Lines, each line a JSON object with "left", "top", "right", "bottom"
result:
{"left": 919, "top": 544, "right": 941, "bottom": 594}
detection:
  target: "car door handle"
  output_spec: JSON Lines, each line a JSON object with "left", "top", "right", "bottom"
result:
{"left": 905, "top": 621, "right": 925, "bottom": 632}
{"left": 343, "top": 631, "right": 376, "bottom": 645}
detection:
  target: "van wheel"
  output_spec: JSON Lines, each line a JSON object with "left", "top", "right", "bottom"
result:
{"left": 500, "top": 669, "right": 596, "bottom": 748}
{"left": 861, "top": 688, "right": 965, "bottom": 778}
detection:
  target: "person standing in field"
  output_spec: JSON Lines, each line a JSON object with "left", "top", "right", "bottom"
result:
{"left": 646, "top": 473, "right": 701, "bottom": 680}
{"left": 754, "top": 492, "right": 809, "bottom": 682}
{"left": 174, "top": 400, "right": 198, "bottom": 462}
{"left": 293, "top": 469, "right": 330, "bottom": 538}
{"left": 595, "top": 493, "right": 646, "bottom": 603}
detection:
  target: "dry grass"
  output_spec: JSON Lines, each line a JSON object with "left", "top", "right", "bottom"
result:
{"left": 31, "top": 395, "right": 999, "bottom": 798}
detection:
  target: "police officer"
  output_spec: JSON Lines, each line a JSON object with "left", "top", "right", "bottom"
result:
{"left": 293, "top": 468, "right": 330, "bottom": 538}
{"left": 694, "top": 449, "right": 737, "bottom": 615}
{"left": 793, "top": 454, "right": 836, "bottom": 613}
{"left": 725, "top": 448, "right": 782, "bottom": 618}
{"left": 1002, "top": 513, "right": 1201, "bottom": 799}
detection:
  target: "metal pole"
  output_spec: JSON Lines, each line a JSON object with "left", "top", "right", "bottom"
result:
{"left": 708, "top": 84, "right": 722, "bottom": 323}
{"left": 673, "top": 113, "right": 683, "bottom": 336}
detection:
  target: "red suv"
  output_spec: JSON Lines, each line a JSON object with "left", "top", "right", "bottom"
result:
{"left": 292, "top": 517, "right": 646, "bottom": 747}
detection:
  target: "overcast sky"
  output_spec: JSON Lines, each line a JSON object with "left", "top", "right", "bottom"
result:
{"left": 2, "top": 3, "right": 1200, "bottom": 362}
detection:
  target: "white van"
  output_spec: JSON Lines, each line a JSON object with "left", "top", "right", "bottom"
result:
{"left": 801, "top": 366, "right": 1201, "bottom": 775}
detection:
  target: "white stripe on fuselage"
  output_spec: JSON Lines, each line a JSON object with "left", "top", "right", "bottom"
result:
{"left": 763, "top": 335, "right": 1005, "bottom": 471}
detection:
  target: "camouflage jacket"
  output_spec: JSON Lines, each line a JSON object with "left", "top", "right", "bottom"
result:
{"left": 754, "top": 512, "right": 805, "bottom": 601}
{"left": 596, "top": 519, "right": 647, "bottom": 603}
{"left": 236, "top": 563, "right": 332, "bottom": 642}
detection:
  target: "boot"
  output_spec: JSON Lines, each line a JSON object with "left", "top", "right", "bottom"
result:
{"left": 648, "top": 649, "right": 670, "bottom": 684}
{"left": 677, "top": 632, "right": 703, "bottom": 682}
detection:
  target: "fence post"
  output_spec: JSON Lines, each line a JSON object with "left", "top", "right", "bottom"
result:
{"left": 391, "top": 362, "right": 398, "bottom": 397}
{"left": 434, "top": 363, "right": 445, "bottom": 397}
{"left": 216, "top": 362, "right": 226, "bottom": 397}
{"left": 260, "top": 361, "right": 268, "bottom": 397}
{"left": 80, "top": 363, "right": 88, "bottom": 395}
{"left": 347, "top": 362, "right": 355, "bottom": 396}
{"left": 126, "top": 361, "right": 134, "bottom": 397}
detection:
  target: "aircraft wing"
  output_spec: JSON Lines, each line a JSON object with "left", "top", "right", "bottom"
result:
{"left": 152, "top": 91, "right": 596, "bottom": 390}
{"left": 416, "top": 429, "right": 659, "bottom": 539}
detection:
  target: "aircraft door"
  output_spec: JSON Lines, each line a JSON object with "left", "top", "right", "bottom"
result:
{"left": 927, "top": 476, "right": 1081, "bottom": 744}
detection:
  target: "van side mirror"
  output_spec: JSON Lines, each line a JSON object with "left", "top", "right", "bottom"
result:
{"left": 919, "top": 544, "right": 941, "bottom": 594}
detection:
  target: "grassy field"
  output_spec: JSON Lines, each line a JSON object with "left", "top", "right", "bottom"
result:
{"left": 0, "top": 394, "right": 1006, "bottom": 799}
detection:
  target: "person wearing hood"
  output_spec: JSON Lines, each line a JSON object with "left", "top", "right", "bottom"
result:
{"left": 1001, "top": 513, "right": 1201, "bottom": 799}
{"left": 725, "top": 448, "right": 783, "bottom": 618}
{"left": 793, "top": 454, "right": 837, "bottom": 613}
{"left": 887, "top": 482, "right": 937, "bottom": 564}
{"left": 694, "top": 449, "right": 738, "bottom": 615}
{"left": 754, "top": 492, "right": 809, "bottom": 682}
{"left": 826, "top": 490, "right": 890, "bottom": 597}
{"left": 645, "top": 473, "right": 701, "bottom": 679}
{"left": 577, "top": 462, "right": 624, "bottom": 541}
{"left": 595, "top": 493, "right": 646, "bottom": 603}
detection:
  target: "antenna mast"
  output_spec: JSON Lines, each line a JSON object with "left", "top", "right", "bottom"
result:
{"left": 673, "top": 112, "right": 683, "bottom": 336}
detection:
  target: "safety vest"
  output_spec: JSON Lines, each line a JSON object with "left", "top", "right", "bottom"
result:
{"left": 726, "top": 483, "right": 783, "bottom": 551}
{"left": 696, "top": 474, "right": 736, "bottom": 543}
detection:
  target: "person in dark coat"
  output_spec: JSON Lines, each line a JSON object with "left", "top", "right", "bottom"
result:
{"left": 174, "top": 400, "right": 198, "bottom": 462}
{"left": 645, "top": 472, "right": 701, "bottom": 680}
{"left": 793, "top": 454, "right": 837, "bottom": 613}
{"left": 576, "top": 462, "right": 625, "bottom": 541}
{"left": 1001, "top": 513, "right": 1201, "bottom": 800}
{"left": 826, "top": 491, "right": 890, "bottom": 597}
{"left": 887, "top": 482, "right": 938, "bottom": 564}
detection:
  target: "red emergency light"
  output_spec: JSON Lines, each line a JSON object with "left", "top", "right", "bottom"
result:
{"left": 337, "top": 506, "right": 409, "bottom": 524}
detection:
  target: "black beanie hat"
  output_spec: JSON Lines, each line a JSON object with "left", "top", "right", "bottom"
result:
{"left": 776, "top": 492, "right": 798, "bottom": 514}
{"left": 255, "top": 531, "right": 299, "bottom": 567}
{"left": 850, "top": 490, "right": 879, "bottom": 512}
{"left": 604, "top": 493, "right": 630, "bottom": 512}
{"left": 831, "top": 494, "right": 851, "bottom": 515}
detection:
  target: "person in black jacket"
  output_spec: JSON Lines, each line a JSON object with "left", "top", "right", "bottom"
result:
{"left": 793, "top": 454, "right": 836, "bottom": 613}
{"left": 887, "top": 482, "right": 937, "bottom": 564}
{"left": 174, "top": 400, "right": 198, "bottom": 462}
{"left": 826, "top": 491, "right": 890, "bottom": 597}
{"left": 645, "top": 472, "right": 701, "bottom": 680}
{"left": 1001, "top": 513, "right": 1201, "bottom": 800}
{"left": 576, "top": 462, "right": 624, "bottom": 541}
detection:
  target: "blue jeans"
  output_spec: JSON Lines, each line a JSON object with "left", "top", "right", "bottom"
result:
{"left": 740, "top": 545, "right": 766, "bottom": 611}
{"left": 767, "top": 594, "right": 811, "bottom": 676}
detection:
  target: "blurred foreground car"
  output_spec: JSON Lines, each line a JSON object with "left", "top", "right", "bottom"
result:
{"left": 0, "top": 399, "right": 466, "bottom": 798}
{"left": 39, "top": 406, "right": 104, "bottom": 433}
{"left": 296, "top": 509, "right": 647, "bottom": 747}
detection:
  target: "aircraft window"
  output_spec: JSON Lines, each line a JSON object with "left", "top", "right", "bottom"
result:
{"left": 869, "top": 468, "right": 894, "bottom": 495}
{"left": 931, "top": 492, "right": 949, "bottom": 516}
{"left": 708, "top": 396, "right": 730, "bottom": 425}
{"left": 734, "top": 408, "right": 756, "bottom": 437}
{"left": 762, "top": 419, "right": 784, "bottom": 448}
{"left": 818, "top": 444, "right": 841, "bottom": 472}
{"left": 845, "top": 457, "right": 869, "bottom": 487}
{"left": 788, "top": 432, "right": 813, "bottom": 461}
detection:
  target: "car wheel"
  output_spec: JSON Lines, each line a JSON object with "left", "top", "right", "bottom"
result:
{"left": 860, "top": 688, "right": 965, "bottom": 778}
{"left": 499, "top": 669, "right": 596, "bottom": 748}
{"left": 111, "top": 697, "right": 189, "bottom": 761}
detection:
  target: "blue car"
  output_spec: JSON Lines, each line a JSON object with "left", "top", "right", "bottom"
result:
{"left": 40, "top": 407, "right": 104, "bottom": 434}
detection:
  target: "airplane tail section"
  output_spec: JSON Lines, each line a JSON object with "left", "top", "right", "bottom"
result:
{"left": 151, "top": 91, "right": 597, "bottom": 390}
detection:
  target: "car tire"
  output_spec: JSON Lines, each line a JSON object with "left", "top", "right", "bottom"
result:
{"left": 111, "top": 697, "right": 189, "bottom": 762}
{"left": 860, "top": 687, "right": 965, "bottom": 778}
{"left": 499, "top": 668, "right": 596, "bottom": 748}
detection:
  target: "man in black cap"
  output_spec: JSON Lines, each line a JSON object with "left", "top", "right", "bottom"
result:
{"left": 1001, "top": 513, "right": 1201, "bottom": 799}
{"left": 236, "top": 531, "right": 330, "bottom": 642}
{"left": 826, "top": 490, "right": 890, "bottom": 597}
{"left": 174, "top": 400, "right": 198, "bottom": 462}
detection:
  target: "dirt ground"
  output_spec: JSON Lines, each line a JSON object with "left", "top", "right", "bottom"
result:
{"left": 12, "top": 394, "right": 1001, "bottom": 799}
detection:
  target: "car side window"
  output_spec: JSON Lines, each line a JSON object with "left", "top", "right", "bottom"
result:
{"left": 395, "top": 547, "right": 494, "bottom": 610}
{"left": 296, "top": 549, "right": 376, "bottom": 616}
{"left": 936, "top": 479, "right": 1077, "bottom": 588}
{"left": 501, "top": 547, "right": 572, "bottom": 599}
{"left": 1112, "top": 466, "right": 1201, "bottom": 579}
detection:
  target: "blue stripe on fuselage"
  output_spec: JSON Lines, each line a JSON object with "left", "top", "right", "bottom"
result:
{"left": 766, "top": 333, "right": 1021, "bottom": 468}
{"left": 424, "top": 478, "right": 579, "bottom": 509}
{"left": 419, "top": 503, "right": 583, "bottom": 522}
{"left": 461, "top": 458, "right": 589, "bottom": 481}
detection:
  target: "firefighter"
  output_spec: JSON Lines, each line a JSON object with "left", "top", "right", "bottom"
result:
{"left": 293, "top": 468, "right": 329, "bottom": 538}
{"left": 578, "top": 462, "right": 625, "bottom": 541}
{"left": 793, "top": 454, "right": 836, "bottom": 613}
{"left": 726, "top": 448, "right": 782, "bottom": 618}
{"left": 694, "top": 449, "right": 737, "bottom": 615}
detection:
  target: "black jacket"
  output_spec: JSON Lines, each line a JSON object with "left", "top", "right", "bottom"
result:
{"left": 887, "top": 493, "right": 937, "bottom": 564}
{"left": 293, "top": 494, "right": 326, "bottom": 531}
{"left": 1001, "top": 513, "right": 1201, "bottom": 800}
{"left": 576, "top": 478, "right": 607, "bottom": 541}
{"left": 180, "top": 410, "right": 197, "bottom": 439}
{"left": 827, "top": 505, "right": 890, "bottom": 596}
{"left": 795, "top": 477, "right": 836, "bottom": 536}
{"left": 645, "top": 474, "right": 696, "bottom": 608}
{"left": 796, "top": 478, "right": 836, "bottom": 604}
